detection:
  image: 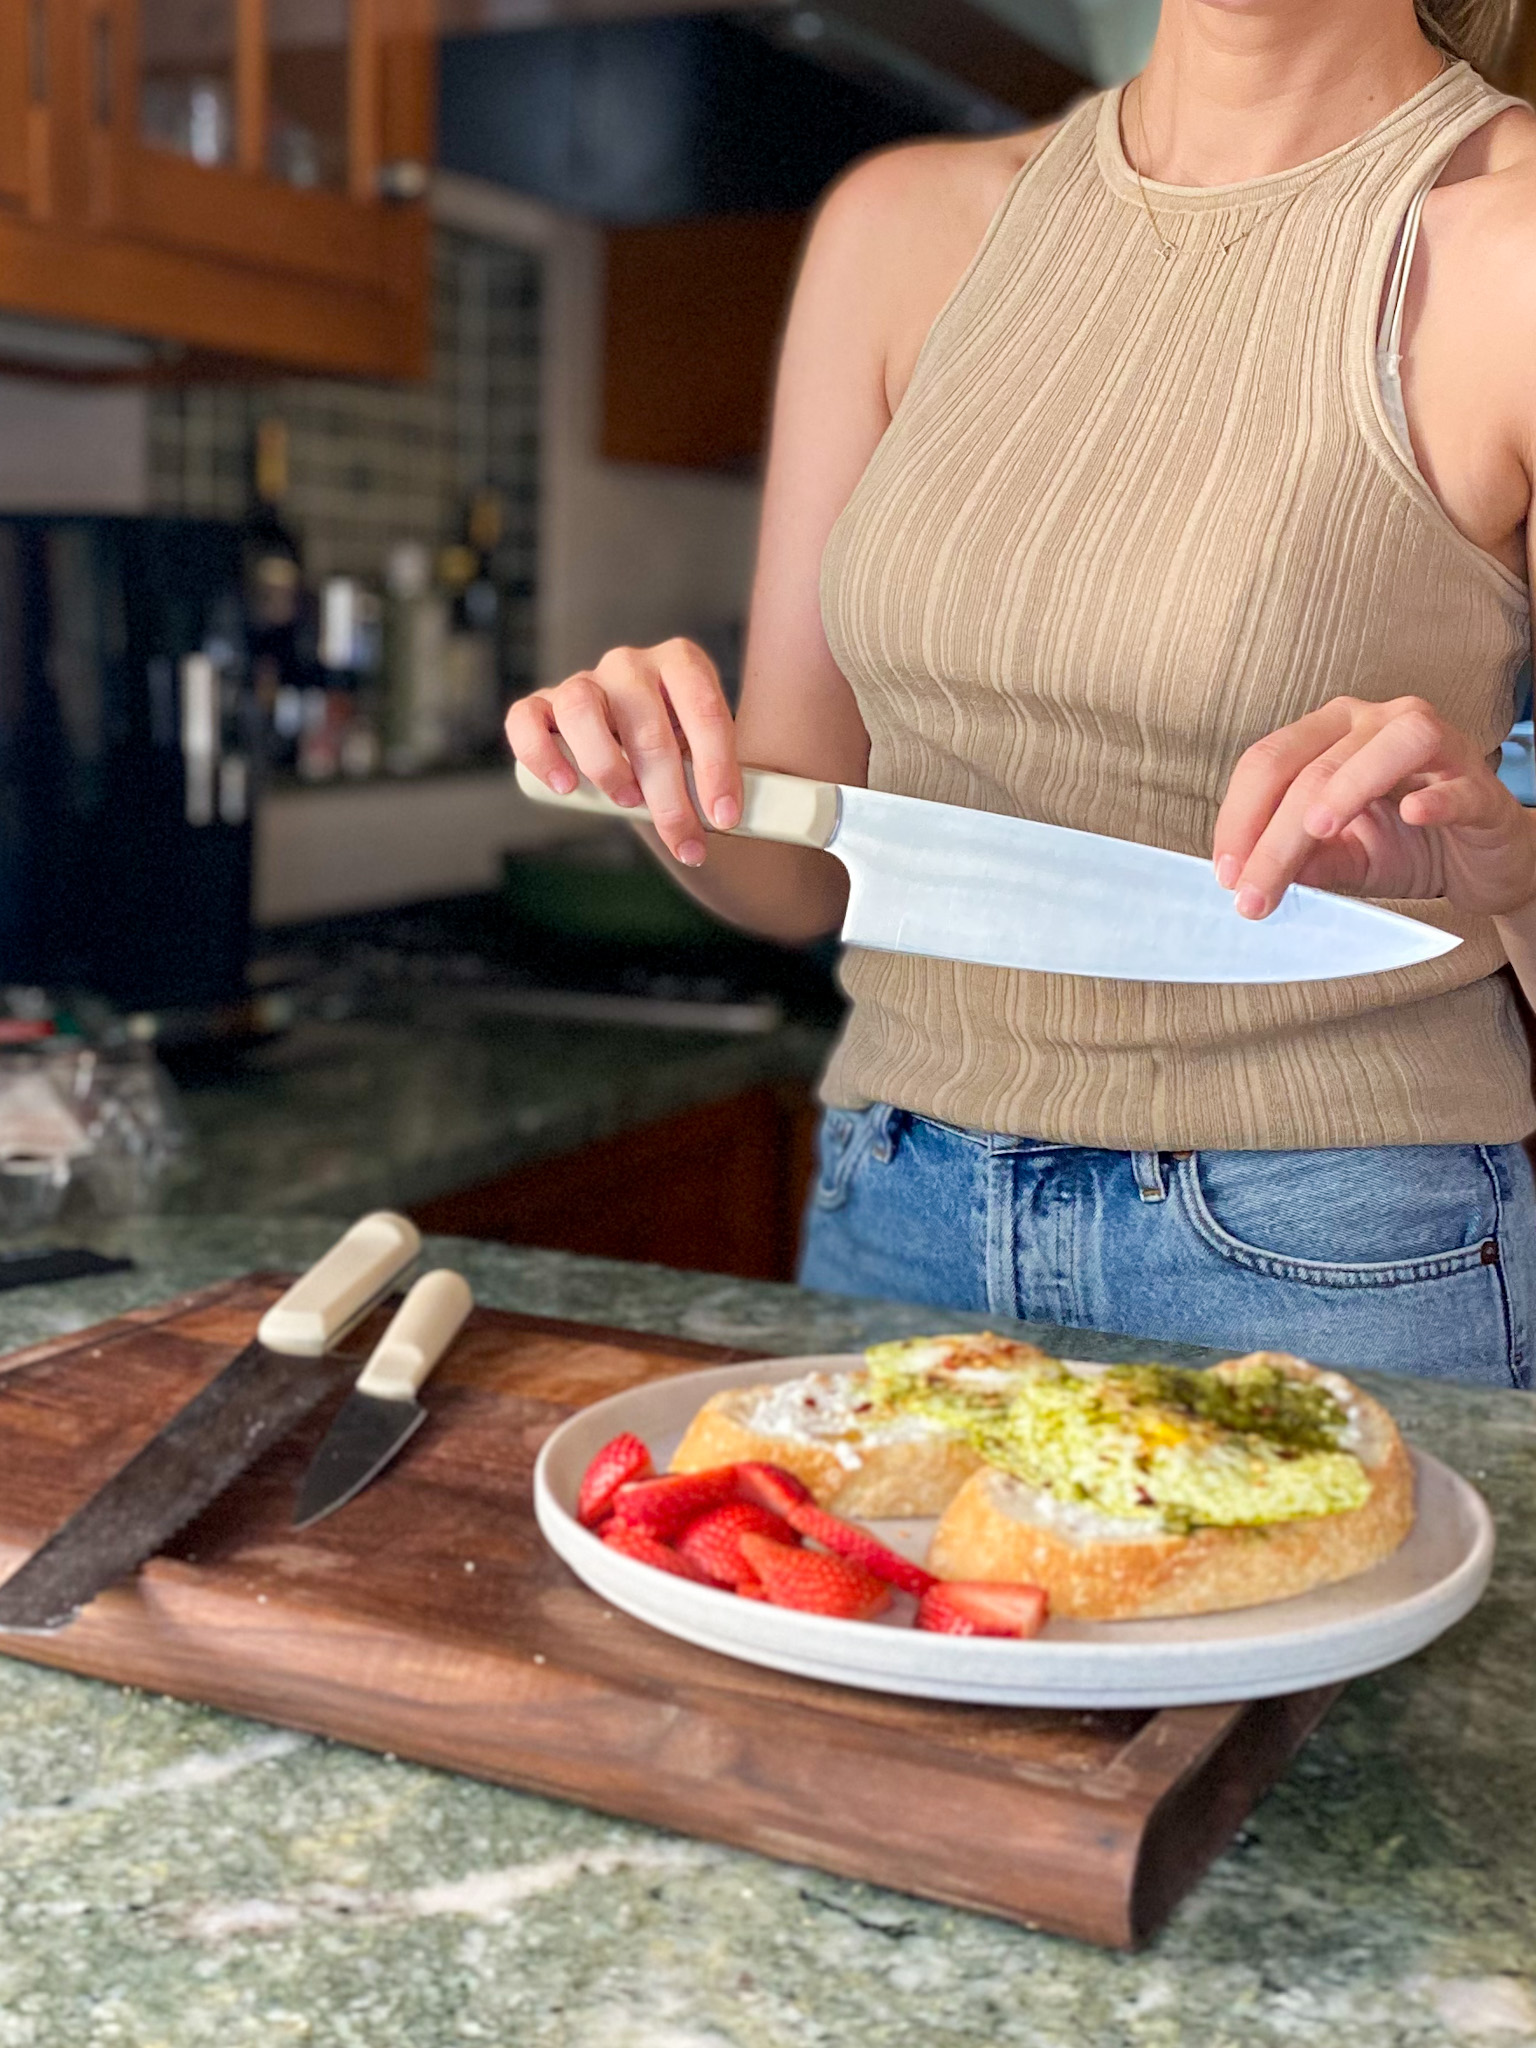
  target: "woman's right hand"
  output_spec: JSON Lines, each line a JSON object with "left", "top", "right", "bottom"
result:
{"left": 505, "top": 638, "right": 744, "bottom": 869}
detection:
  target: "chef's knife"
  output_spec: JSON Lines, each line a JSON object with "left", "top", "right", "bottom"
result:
{"left": 514, "top": 762, "right": 1459, "bottom": 984}
{"left": 0, "top": 1211, "right": 422, "bottom": 1634}
{"left": 292, "top": 1268, "right": 473, "bottom": 1529}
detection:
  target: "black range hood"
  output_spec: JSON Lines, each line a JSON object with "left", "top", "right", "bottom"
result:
{"left": 437, "top": 3, "right": 1089, "bottom": 221}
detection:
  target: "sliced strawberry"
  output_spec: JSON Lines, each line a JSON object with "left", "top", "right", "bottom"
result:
{"left": 600, "top": 1522, "right": 712, "bottom": 1583}
{"left": 608, "top": 1468, "right": 739, "bottom": 1541}
{"left": 916, "top": 1582, "right": 1049, "bottom": 1639}
{"left": 782, "top": 1500, "right": 936, "bottom": 1598}
{"left": 736, "top": 1575, "right": 770, "bottom": 1601}
{"left": 732, "top": 1461, "right": 814, "bottom": 1517}
{"left": 577, "top": 1432, "right": 654, "bottom": 1528}
{"left": 676, "top": 1501, "right": 799, "bottom": 1587}
{"left": 739, "top": 1533, "right": 892, "bottom": 1620}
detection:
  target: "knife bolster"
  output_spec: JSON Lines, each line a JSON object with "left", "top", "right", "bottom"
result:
{"left": 733, "top": 771, "right": 841, "bottom": 851}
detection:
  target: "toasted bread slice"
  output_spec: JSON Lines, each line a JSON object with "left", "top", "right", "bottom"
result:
{"left": 669, "top": 1370, "right": 984, "bottom": 1517}
{"left": 927, "top": 1355, "right": 1415, "bottom": 1620}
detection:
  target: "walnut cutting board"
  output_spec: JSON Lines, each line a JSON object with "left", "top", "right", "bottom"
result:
{"left": 0, "top": 1276, "right": 1341, "bottom": 1950}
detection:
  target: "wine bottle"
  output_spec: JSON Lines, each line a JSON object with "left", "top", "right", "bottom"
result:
{"left": 241, "top": 417, "right": 305, "bottom": 768}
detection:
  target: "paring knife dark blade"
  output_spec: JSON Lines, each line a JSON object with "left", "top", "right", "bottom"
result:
{"left": 293, "top": 1269, "right": 473, "bottom": 1529}
{"left": 0, "top": 1212, "right": 422, "bottom": 1633}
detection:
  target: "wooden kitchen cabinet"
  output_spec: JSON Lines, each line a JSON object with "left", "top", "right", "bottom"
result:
{"left": 603, "top": 212, "right": 807, "bottom": 471}
{"left": 410, "top": 1082, "right": 821, "bottom": 1283}
{"left": 0, "top": 0, "right": 433, "bottom": 378}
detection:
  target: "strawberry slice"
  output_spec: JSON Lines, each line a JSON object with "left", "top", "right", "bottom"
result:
{"left": 739, "top": 1533, "right": 892, "bottom": 1620}
{"left": 782, "top": 1500, "right": 936, "bottom": 1598}
{"left": 576, "top": 1432, "right": 654, "bottom": 1528}
{"left": 676, "top": 1501, "right": 799, "bottom": 1587}
{"left": 732, "top": 1461, "right": 814, "bottom": 1517}
{"left": 608, "top": 1468, "right": 739, "bottom": 1542}
{"left": 601, "top": 1522, "right": 712, "bottom": 1583}
{"left": 916, "top": 1582, "right": 1049, "bottom": 1638}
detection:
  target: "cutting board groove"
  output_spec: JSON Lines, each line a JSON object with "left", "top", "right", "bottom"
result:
{"left": 0, "top": 1277, "right": 1339, "bottom": 1949}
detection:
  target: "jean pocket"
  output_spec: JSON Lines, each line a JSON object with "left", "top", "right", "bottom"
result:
{"left": 1175, "top": 1146, "right": 1503, "bottom": 1288}
{"left": 812, "top": 1103, "right": 900, "bottom": 1211}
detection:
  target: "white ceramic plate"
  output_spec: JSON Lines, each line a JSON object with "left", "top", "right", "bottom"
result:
{"left": 533, "top": 1354, "right": 1496, "bottom": 1708}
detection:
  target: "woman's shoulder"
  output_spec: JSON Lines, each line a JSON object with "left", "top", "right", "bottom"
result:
{"left": 1431, "top": 101, "right": 1536, "bottom": 316}
{"left": 800, "top": 123, "right": 1072, "bottom": 408}
{"left": 813, "top": 123, "right": 1067, "bottom": 263}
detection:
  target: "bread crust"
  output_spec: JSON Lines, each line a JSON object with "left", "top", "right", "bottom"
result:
{"left": 669, "top": 1382, "right": 982, "bottom": 1517}
{"left": 926, "top": 1354, "right": 1416, "bottom": 1620}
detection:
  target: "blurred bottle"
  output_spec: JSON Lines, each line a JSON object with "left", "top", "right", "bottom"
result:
{"left": 437, "top": 488, "right": 507, "bottom": 760}
{"left": 301, "top": 575, "right": 384, "bottom": 782}
{"left": 382, "top": 541, "right": 450, "bottom": 773}
{"left": 241, "top": 417, "right": 306, "bottom": 771}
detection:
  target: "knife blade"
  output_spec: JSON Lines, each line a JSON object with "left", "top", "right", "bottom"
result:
{"left": 292, "top": 1268, "right": 473, "bottom": 1529}
{"left": 514, "top": 762, "right": 1460, "bottom": 985}
{"left": 0, "top": 1211, "right": 422, "bottom": 1634}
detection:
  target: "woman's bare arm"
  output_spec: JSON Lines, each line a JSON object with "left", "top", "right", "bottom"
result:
{"left": 506, "top": 136, "right": 1044, "bottom": 944}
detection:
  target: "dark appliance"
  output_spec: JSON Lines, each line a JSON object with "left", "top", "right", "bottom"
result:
{"left": 0, "top": 516, "right": 254, "bottom": 1014}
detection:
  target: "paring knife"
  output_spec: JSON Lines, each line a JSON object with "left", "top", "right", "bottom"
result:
{"left": 292, "top": 1268, "right": 474, "bottom": 1529}
{"left": 0, "top": 1211, "right": 422, "bottom": 1635}
{"left": 514, "top": 762, "right": 1460, "bottom": 985}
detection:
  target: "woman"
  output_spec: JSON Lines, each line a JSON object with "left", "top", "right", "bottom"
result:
{"left": 509, "top": 0, "right": 1536, "bottom": 1388}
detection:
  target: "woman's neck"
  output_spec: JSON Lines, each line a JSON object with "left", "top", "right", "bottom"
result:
{"left": 1132, "top": 1, "right": 1446, "bottom": 185}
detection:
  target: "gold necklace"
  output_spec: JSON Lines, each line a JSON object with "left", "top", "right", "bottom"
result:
{"left": 1128, "top": 59, "right": 1448, "bottom": 263}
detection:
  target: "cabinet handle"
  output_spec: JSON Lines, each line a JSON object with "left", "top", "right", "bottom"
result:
{"left": 377, "top": 159, "right": 429, "bottom": 202}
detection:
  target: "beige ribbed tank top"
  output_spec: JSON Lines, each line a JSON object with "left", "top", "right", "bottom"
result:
{"left": 819, "top": 63, "right": 1534, "bottom": 1152}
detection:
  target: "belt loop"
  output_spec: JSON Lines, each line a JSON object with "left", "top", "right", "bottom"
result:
{"left": 1131, "top": 1150, "right": 1167, "bottom": 1203}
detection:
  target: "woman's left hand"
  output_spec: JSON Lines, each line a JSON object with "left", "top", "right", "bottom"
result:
{"left": 1212, "top": 695, "right": 1536, "bottom": 921}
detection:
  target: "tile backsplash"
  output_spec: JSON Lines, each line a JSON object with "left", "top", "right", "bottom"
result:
{"left": 147, "top": 228, "right": 542, "bottom": 696}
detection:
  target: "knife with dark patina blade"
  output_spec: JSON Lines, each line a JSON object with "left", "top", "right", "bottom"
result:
{"left": 0, "top": 1212, "right": 422, "bottom": 1633}
{"left": 293, "top": 1268, "right": 473, "bottom": 1529}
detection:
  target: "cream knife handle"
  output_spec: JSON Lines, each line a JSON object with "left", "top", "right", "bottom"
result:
{"left": 256, "top": 1212, "right": 422, "bottom": 1359}
{"left": 514, "top": 760, "right": 840, "bottom": 852}
{"left": 354, "top": 1270, "right": 473, "bottom": 1401}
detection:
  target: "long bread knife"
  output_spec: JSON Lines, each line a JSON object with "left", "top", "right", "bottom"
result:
{"left": 514, "top": 763, "right": 1459, "bottom": 984}
{"left": 292, "top": 1268, "right": 473, "bottom": 1529}
{"left": 0, "top": 1212, "right": 422, "bottom": 1634}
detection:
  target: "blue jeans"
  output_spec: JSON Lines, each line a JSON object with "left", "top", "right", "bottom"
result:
{"left": 798, "top": 1104, "right": 1536, "bottom": 1389}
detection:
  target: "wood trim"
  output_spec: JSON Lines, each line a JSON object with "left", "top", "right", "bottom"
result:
{"left": 235, "top": 0, "right": 267, "bottom": 176}
{"left": 0, "top": 5, "right": 30, "bottom": 201}
{"left": 0, "top": 203, "right": 429, "bottom": 374}
{"left": 108, "top": 145, "right": 405, "bottom": 289}
{"left": 380, "top": 0, "right": 436, "bottom": 169}
{"left": 44, "top": 0, "right": 88, "bottom": 222}
{"left": 349, "top": 0, "right": 380, "bottom": 202}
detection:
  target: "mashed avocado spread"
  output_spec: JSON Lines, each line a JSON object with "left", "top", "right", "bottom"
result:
{"left": 864, "top": 1340, "right": 1368, "bottom": 1535}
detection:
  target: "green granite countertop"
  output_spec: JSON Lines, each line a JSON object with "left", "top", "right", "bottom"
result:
{"left": 161, "top": 995, "right": 830, "bottom": 1216}
{"left": 0, "top": 1219, "right": 1532, "bottom": 2048}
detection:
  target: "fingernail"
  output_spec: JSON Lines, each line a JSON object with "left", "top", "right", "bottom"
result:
{"left": 1214, "top": 855, "right": 1239, "bottom": 890}
{"left": 1304, "top": 806, "right": 1336, "bottom": 838}
{"left": 614, "top": 783, "right": 643, "bottom": 808}
{"left": 1235, "top": 887, "right": 1267, "bottom": 920}
{"left": 677, "top": 839, "right": 706, "bottom": 868}
{"left": 549, "top": 767, "right": 575, "bottom": 795}
{"left": 713, "top": 795, "right": 740, "bottom": 831}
